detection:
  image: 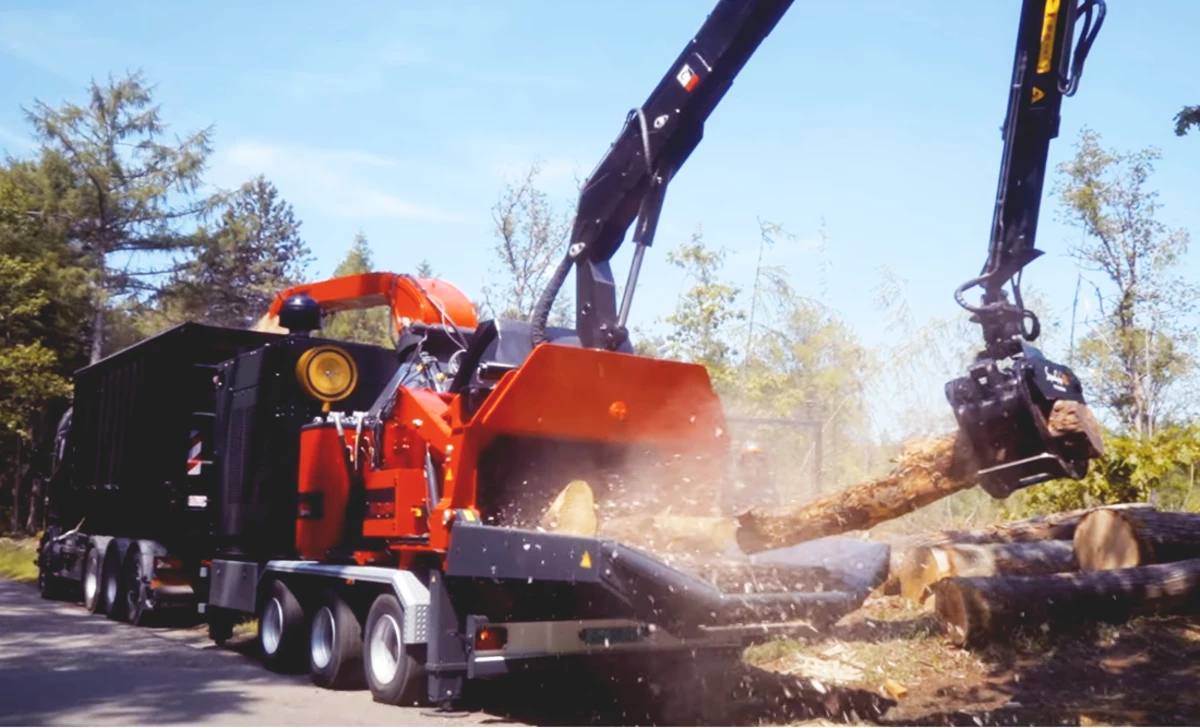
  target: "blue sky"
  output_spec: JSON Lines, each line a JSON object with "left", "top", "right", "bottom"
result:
{"left": 2, "top": 0, "right": 1198, "bottom": 368}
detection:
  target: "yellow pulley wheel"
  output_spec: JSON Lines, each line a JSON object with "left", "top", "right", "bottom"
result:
{"left": 296, "top": 345, "right": 358, "bottom": 404}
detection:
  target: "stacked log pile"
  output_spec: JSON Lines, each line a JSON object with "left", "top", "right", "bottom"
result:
{"left": 931, "top": 505, "right": 1200, "bottom": 645}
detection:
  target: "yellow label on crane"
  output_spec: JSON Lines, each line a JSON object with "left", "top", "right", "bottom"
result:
{"left": 1032, "top": 86, "right": 1046, "bottom": 103}
{"left": 1037, "top": 0, "right": 1062, "bottom": 74}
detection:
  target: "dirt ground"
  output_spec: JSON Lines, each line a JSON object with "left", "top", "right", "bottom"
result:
{"left": 745, "top": 594, "right": 1200, "bottom": 726}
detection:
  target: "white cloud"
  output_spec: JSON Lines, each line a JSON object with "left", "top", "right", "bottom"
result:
{"left": 212, "top": 140, "right": 461, "bottom": 223}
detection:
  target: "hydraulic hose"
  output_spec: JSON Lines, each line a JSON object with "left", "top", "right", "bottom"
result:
{"left": 530, "top": 249, "right": 575, "bottom": 345}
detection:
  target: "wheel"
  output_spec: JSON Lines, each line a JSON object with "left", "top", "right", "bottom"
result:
{"left": 37, "top": 565, "right": 68, "bottom": 601}
{"left": 259, "top": 579, "right": 307, "bottom": 673}
{"left": 207, "top": 607, "right": 235, "bottom": 646}
{"left": 309, "top": 588, "right": 365, "bottom": 690}
{"left": 123, "top": 547, "right": 151, "bottom": 626}
{"left": 37, "top": 527, "right": 63, "bottom": 601}
{"left": 102, "top": 548, "right": 128, "bottom": 622}
{"left": 364, "top": 593, "right": 426, "bottom": 706}
{"left": 37, "top": 529, "right": 70, "bottom": 601}
{"left": 83, "top": 548, "right": 104, "bottom": 614}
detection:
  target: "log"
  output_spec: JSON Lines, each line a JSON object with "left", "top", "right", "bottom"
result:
{"left": 539, "top": 480, "right": 598, "bottom": 537}
{"left": 598, "top": 513, "right": 738, "bottom": 555}
{"left": 1074, "top": 508, "right": 1200, "bottom": 571}
{"left": 934, "top": 557, "right": 1200, "bottom": 646}
{"left": 1047, "top": 399, "right": 1105, "bottom": 458}
{"left": 897, "top": 540, "right": 1077, "bottom": 604}
{"left": 736, "top": 433, "right": 974, "bottom": 554}
{"left": 882, "top": 503, "right": 1152, "bottom": 594}
{"left": 733, "top": 401, "right": 1105, "bottom": 555}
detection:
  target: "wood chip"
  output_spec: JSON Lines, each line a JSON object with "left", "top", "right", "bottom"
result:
{"left": 883, "top": 679, "right": 908, "bottom": 698}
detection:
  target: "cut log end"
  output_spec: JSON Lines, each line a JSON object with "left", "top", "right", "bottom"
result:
{"left": 1073, "top": 508, "right": 1142, "bottom": 571}
{"left": 1048, "top": 399, "right": 1105, "bottom": 458}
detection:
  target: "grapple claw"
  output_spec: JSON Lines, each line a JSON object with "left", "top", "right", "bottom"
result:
{"left": 945, "top": 343, "right": 1097, "bottom": 499}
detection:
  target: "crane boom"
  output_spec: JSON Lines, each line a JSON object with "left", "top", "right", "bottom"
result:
{"left": 531, "top": 0, "right": 796, "bottom": 350}
{"left": 947, "top": 0, "right": 1106, "bottom": 498}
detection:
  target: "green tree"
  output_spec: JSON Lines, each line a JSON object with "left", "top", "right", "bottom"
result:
{"left": 1055, "top": 127, "right": 1194, "bottom": 439}
{"left": 661, "top": 227, "right": 744, "bottom": 381}
{"left": 416, "top": 259, "right": 435, "bottom": 278}
{"left": 24, "top": 70, "right": 216, "bottom": 362}
{"left": 321, "top": 232, "right": 393, "bottom": 347}
{"left": 1009, "top": 426, "right": 1200, "bottom": 517}
{"left": 0, "top": 158, "right": 91, "bottom": 533}
{"left": 158, "top": 175, "right": 311, "bottom": 328}
{"left": 482, "top": 162, "right": 572, "bottom": 324}
{"left": 1174, "top": 105, "right": 1200, "bottom": 136}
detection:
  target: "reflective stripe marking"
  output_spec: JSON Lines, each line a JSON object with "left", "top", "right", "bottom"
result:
{"left": 1037, "top": 0, "right": 1061, "bottom": 74}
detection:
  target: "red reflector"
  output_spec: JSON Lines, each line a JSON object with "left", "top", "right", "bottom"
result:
{"left": 475, "top": 626, "right": 508, "bottom": 651}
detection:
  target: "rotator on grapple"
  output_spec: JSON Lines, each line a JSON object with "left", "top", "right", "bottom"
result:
{"left": 945, "top": 0, "right": 1107, "bottom": 498}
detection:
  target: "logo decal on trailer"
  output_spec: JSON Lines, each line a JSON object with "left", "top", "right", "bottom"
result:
{"left": 676, "top": 64, "right": 699, "bottom": 92}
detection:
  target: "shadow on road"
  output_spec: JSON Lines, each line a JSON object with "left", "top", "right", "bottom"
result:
{"left": 1, "top": 579, "right": 892, "bottom": 726}
{"left": 0, "top": 581, "right": 285, "bottom": 726}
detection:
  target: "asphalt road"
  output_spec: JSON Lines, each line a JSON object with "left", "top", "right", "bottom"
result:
{"left": 0, "top": 578, "right": 891, "bottom": 726}
{"left": 0, "top": 579, "right": 525, "bottom": 726}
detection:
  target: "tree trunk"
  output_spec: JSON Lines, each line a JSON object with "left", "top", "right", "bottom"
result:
{"left": 934, "top": 557, "right": 1200, "bottom": 646}
{"left": 1074, "top": 508, "right": 1200, "bottom": 571}
{"left": 10, "top": 440, "right": 24, "bottom": 534}
{"left": 898, "top": 540, "right": 1077, "bottom": 604}
{"left": 91, "top": 302, "right": 105, "bottom": 364}
{"left": 26, "top": 476, "right": 43, "bottom": 534}
{"left": 736, "top": 432, "right": 974, "bottom": 554}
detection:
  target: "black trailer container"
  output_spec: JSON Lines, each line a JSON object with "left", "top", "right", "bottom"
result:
{"left": 37, "top": 323, "right": 282, "bottom": 623}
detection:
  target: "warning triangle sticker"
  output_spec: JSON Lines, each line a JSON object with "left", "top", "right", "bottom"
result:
{"left": 1031, "top": 86, "right": 1045, "bottom": 104}
{"left": 580, "top": 551, "right": 593, "bottom": 568}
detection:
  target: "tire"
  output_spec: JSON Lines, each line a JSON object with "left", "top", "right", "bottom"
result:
{"left": 83, "top": 548, "right": 104, "bottom": 614}
{"left": 123, "top": 547, "right": 151, "bottom": 627}
{"left": 37, "top": 566, "right": 68, "bottom": 601}
{"left": 309, "top": 588, "right": 365, "bottom": 690}
{"left": 37, "top": 528, "right": 68, "bottom": 601}
{"left": 259, "top": 579, "right": 307, "bottom": 673}
{"left": 364, "top": 593, "right": 426, "bottom": 706}
{"left": 207, "top": 607, "right": 235, "bottom": 646}
{"left": 102, "top": 548, "right": 128, "bottom": 622}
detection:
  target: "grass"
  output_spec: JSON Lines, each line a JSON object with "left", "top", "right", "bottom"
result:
{"left": 0, "top": 537, "right": 38, "bottom": 584}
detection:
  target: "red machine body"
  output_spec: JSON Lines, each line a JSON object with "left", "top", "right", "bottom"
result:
{"left": 265, "top": 272, "right": 479, "bottom": 335}
{"left": 274, "top": 271, "right": 729, "bottom": 569}
{"left": 295, "top": 423, "right": 352, "bottom": 560}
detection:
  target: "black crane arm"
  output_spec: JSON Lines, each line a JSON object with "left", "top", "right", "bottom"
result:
{"left": 946, "top": 0, "right": 1106, "bottom": 500}
{"left": 957, "top": 0, "right": 1106, "bottom": 351}
{"left": 531, "top": 0, "right": 795, "bottom": 350}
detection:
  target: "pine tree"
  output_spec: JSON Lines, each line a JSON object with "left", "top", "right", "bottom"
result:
{"left": 24, "top": 70, "right": 216, "bottom": 361}
{"left": 159, "top": 175, "right": 311, "bottom": 328}
{"left": 321, "top": 232, "right": 393, "bottom": 347}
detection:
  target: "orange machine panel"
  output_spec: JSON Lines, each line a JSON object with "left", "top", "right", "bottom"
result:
{"left": 295, "top": 423, "right": 352, "bottom": 560}
{"left": 268, "top": 273, "right": 478, "bottom": 331}
{"left": 362, "top": 467, "right": 430, "bottom": 539}
{"left": 472, "top": 343, "right": 727, "bottom": 445}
